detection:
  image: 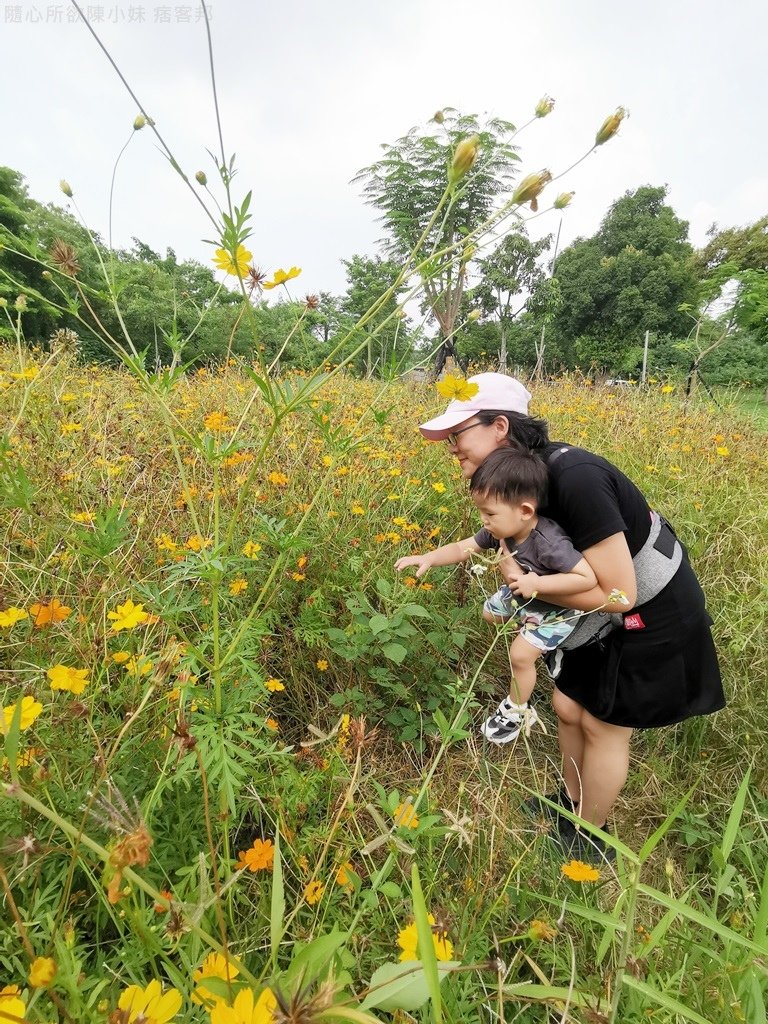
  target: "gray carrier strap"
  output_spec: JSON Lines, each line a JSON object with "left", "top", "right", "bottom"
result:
{"left": 556, "top": 512, "right": 683, "bottom": 652}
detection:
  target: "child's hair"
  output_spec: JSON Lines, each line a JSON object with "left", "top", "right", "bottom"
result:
{"left": 469, "top": 446, "right": 549, "bottom": 506}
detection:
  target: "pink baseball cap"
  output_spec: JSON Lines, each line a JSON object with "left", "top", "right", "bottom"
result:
{"left": 419, "top": 373, "right": 532, "bottom": 440}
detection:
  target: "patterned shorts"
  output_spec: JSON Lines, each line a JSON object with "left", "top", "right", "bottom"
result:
{"left": 483, "top": 585, "right": 577, "bottom": 653}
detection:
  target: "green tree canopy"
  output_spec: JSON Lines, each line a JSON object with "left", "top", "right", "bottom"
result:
{"left": 355, "top": 110, "right": 520, "bottom": 373}
{"left": 545, "top": 185, "right": 699, "bottom": 372}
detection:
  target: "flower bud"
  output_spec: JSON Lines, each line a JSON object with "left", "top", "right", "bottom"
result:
{"left": 554, "top": 191, "right": 575, "bottom": 209}
{"left": 448, "top": 135, "right": 480, "bottom": 186}
{"left": 595, "top": 107, "right": 628, "bottom": 146}
{"left": 535, "top": 95, "right": 555, "bottom": 118}
{"left": 42, "top": 270, "right": 52, "bottom": 279}
{"left": 432, "top": 110, "right": 445, "bottom": 124}
{"left": 511, "top": 170, "right": 552, "bottom": 207}
{"left": 462, "top": 243, "right": 476, "bottom": 264}
{"left": 0, "top": 297, "right": 7, "bottom": 308}
{"left": 195, "top": 170, "right": 208, "bottom": 186}
{"left": 467, "top": 309, "right": 481, "bottom": 322}
{"left": 133, "top": 114, "right": 147, "bottom": 131}
{"left": 60, "top": 179, "right": 73, "bottom": 198}
{"left": 15, "top": 295, "right": 28, "bottom": 312}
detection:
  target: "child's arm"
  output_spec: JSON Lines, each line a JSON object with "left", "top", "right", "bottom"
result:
{"left": 394, "top": 536, "right": 483, "bottom": 578}
{"left": 507, "top": 557, "right": 597, "bottom": 600}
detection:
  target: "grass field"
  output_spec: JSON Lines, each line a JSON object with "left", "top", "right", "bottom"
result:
{"left": 2, "top": 351, "right": 767, "bottom": 1023}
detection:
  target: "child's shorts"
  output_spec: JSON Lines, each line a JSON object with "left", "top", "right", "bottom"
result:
{"left": 483, "top": 584, "right": 577, "bottom": 653}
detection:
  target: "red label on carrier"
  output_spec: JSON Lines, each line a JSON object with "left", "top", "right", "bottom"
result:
{"left": 623, "top": 613, "right": 646, "bottom": 630}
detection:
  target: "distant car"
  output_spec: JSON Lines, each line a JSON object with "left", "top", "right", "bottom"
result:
{"left": 605, "top": 378, "right": 633, "bottom": 387}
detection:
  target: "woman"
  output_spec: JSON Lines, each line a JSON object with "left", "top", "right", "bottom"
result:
{"left": 416, "top": 373, "right": 724, "bottom": 857}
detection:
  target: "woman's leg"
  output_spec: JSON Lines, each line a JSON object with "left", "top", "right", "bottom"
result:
{"left": 578, "top": 709, "right": 632, "bottom": 826}
{"left": 553, "top": 687, "right": 633, "bottom": 825}
{"left": 552, "top": 687, "right": 585, "bottom": 803}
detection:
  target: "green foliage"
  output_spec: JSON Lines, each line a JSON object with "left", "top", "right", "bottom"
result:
{"left": 544, "top": 185, "right": 700, "bottom": 371}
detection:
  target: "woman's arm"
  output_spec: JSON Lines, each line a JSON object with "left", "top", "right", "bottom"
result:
{"left": 502, "top": 533, "right": 637, "bottom": 612}
{"left": 394, "top": 536, "right": 483, "bottom": 578}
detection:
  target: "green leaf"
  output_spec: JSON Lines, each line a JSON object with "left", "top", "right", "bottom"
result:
{"left": 270, "top": 830, "right": 285, "bottom": 971}
{"left": 637, "top": 883, "right": 768, "bottom": 956}
{"left": 376, "top": 578, "right": 392, "bottom": 599}
{"left": 411, "top": 864, "right": 441, "bottom": 1023}
{"left": 283, "top": 929, "right": 346, "bottom": 986}
{"left": 721, "top": 768, "right": 751, "bottom": 865}
{"left": 500, "top": 983, "right": 593, "bottom": 1007}
{"left": 621, "top": 977, "right": 712, "bottom": 1024}
{"left": 381, "top": 643, "right": 407, "bottom": 665}
{"left": 638, "top": 786, "right": 694, "bottom": 863}
{"left": 360, "top": 961, "right": 458, "bottom": 1012}
{"left": 368, "top": 614, "right": 389, "bottom": 635}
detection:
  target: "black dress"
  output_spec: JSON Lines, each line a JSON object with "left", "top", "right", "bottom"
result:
{"left": 539, "top": 444, "right": 725, "bottom": 728}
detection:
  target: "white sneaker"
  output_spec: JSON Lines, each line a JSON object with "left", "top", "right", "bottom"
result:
{"left": 481, "top": 698, "right": 540, "bottom": 744}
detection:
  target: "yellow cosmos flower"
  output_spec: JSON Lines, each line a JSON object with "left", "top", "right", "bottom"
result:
{"left": 397, "top": 915, "right": 454, "bottom": 962}
{"left": 242, "top": 541, "right": 262, "bottom": 559}
{"left": 432, "top": 482, "right": 446, "bottom": 493}
{"left": 0, "top": 606, "right": 28, "bottom": 628}
{"left": 192, "top": 953, "right": 240, "bottom": 1007}
{"left": 264, "top": 678, "right": 285, "bottom": 692}
{"left": 0, "top": 986, "right": 26, "bottom": 1023}
{"left": 435, "top": 375, "right": 479, "bottom": 401}
{"left": 118, "top": 979, "right": 182, "bottom": 1022}
{"left": 229, "top": 578, "right": 248, "bottom": 596}
{"left": 316, "top": 659, "right": 329, "bottom": 671}
{"left": 527, "top": 919, "right": 557, "bottom": 941}
{"left": 267, "top": 471, "right": 289, "bottom": 486}
{"left": 204, "top": 411, "right": 233, "bottom": 432}
{"left": 47, "top": 665, "right": 90, "bottom": 695}
{"left": 2, "top": 695, "right": 43, "bottom": 735}
{"left": 335, "top": 861, "right": 353, "bottom": 886}
{"left": 304, "top": 880, "right": 325, "bottom": 905}
{"left": 236, "top": 838, "right": 275, "bottom": 872}
{"left": 72, "top": 511, "right": 94, "bottom": 523}
{"left": 213, "top": 245, "right": 253, "bottom": 277}
{"left": 210, "top": 987, "right": 277, "bottom": 1024}
{"left": 393, "top": 802, "right": 419, "bottom": 830}
{"left": 560, "top": 859, "right": 601, "bottom": 883}
{"left": 30, "top": 598, "right": 72, "bottom": 628}
{"left": 28, "top": 956, "right": 57, "bottom": 988}
{"left": 262, "top": 266, "right": 301, "bottom": 290}
{"left": 716, "top": 446, "right": 730, "bottom": 457}
{"left": 108, "top": 599, "right": 150, "bottom": 632}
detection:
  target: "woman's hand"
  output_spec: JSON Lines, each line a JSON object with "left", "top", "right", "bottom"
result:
{"left": 394, "top": 553, "right": 433, "bottom": 578}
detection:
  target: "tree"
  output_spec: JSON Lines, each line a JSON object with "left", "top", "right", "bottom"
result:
{"left": 546, "top": 186, "right": 699, "bottom": 372}
{"left": 340, "top": 254, "right": 410, "bottom": 376}
{"left": 474, "top": 229, "right": 551, "bottom": 372}
{"left": 695, "top": 216, "right": 768, "bottom": 275}
{"left": 356, "top": 110, "right": 520, "bottom": 374}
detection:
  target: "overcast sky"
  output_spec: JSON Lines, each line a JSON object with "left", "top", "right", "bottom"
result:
{"left": 4, "top": 0, "right": 767, "bottom": 297}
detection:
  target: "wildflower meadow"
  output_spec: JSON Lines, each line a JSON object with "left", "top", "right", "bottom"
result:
{"left": 1, "top": 11, "right": 768, "bottom": 1024}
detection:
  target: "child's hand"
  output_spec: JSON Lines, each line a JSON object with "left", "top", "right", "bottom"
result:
{"left": 508, "top": 571, "right": 540, "bottom": 599}
{"left": 394, "top": 553, "right": 432, "bottom": 578}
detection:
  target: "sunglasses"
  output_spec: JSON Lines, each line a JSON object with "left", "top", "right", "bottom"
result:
{"left": 445, "top": 421, "right": 484, "bottom": 446}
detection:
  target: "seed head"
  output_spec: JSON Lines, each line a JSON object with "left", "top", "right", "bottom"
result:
{"left": 467, "top": 309, "right": 481, "bottom": 322}
{"left": 432, "top": 109, "right": 445, "bottom": 124}
{"left": 49, "top": 239, "right": 80, "bottom": 277}
{"left": 448, "top": 135, "right": 480, "bottom": 187}
{"left": 14, "top": 295, "right": 28, "bottom": 312}
{"left": 554, "top": 191, "right": 575, "bottom": 209}
{"left": 59, "top": 179, "right": 73, "bottom": 198}
{"left": 195, "top": 170, "right": 208, "bottom": 186}
{"left": 535, "top": 95, "right": 555, "bottom": 118}
{"left": 595, "top": 107, "right": 628, "bottom": 146}
{"left": 133, "top": 114, "right": 147, "bottom": 130}
{"left": 511, "top": 170, "right": 553, "bottom": 210}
